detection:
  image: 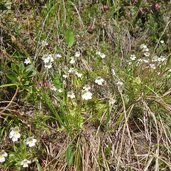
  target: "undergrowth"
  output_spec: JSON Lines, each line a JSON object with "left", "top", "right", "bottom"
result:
{"left": 0, "top": 0, "right": 171, "bottom": 170}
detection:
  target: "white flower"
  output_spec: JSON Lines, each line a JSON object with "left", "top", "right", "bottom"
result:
{"left": 83, "top": 85, "right": 91, "bottom": 91}
{"left": 140, "top": 44, "right": 147, "bottom": 50}
{"left": 26, "top": 137, "right": 37, "bottom": 147}
{"left": 75, "top": 51, "right": 81, "bottom": 58}
{"left": 149, "top": 64, "right": 156, "bottom": 69}
{"left": 130, "top": 54, "right": 136, "bottom": 61}
{"left": 54, "top": 53, "right": 62, "bottom": 58}
{"left": 160, "top": 40, "right": 164, "bottom": 44}
{"left": 158, "top": 56, "right": 166, "bottom": 62}
{"left": 0, "top": 151, "right": 8, "bottom": 163}
{"left": 143, "top": 48, "right": 149, "bottom": 52}
{"left": 9, "top": 127, "right": 21, "bottom": 142}
{"left": 70, "top": 57, "right": 76, "bottom": 64}
{"left": 96, "top": 51, "right": 106, "bottom": 59}
{"left": 45, "top": 63, "right": 52, "bottom": 69}
{"left": 58, "top": 88, "right": 63, "bottom": 93}
{"left": 75, "top": 72, "right": 83, "bottom": 78}
{"left": 95, "top": 77, "right": 105, "bottom": 86}
{"left": 42, "top": 54, "right": 54, "bottom": 64}
{"left": 21, "top": 159, "right": 31, "bottom": 168}
{"left": 152, "top": 55, "right": 159, "bottom": 62}
{"left": 82, "top": 90, "right": 92, "bottom": 100}
{"left": 143, "top": 59, "right": 149, "bottom": 63}
{"left": 24, "top": 58, "right": 31, "bottom": 65}
{"left": 112, "top": 69, "right": 116, "bottom": 76}
{"left": 67, "top": 91, "right": 75, "bottom": 99}
{"left": 50, "top": 85, "right": 57, "bottom": 92}
{"left": 128, "top": 61, "right": 132, "bottom": 65}
{"left": 41, "top": 40, "right": 48, "bottom": 46}
{"left": 116, "top": 81, "right": 123, "bottom": 87}
{"left": 144, "top": 52, "right": 150, "bottom": 57}
{"left": 140, "top": 44, "right": 149, "bottom": 52}
{"left": 63, "top": 74, "right": 68, "bottom": 78}
{"left": 68, "top": 68, "right": 76, "bottom": 74}
{"left": 109, "top": 98, "right": 116, "bottom": 106}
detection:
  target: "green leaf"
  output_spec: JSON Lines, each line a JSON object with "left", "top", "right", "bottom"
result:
{"left": 7, "top": 74, "right": 17, "bottom": 82}
{"left": 66, "top": 145, "right": 74, "bottom": 166}
{"left": 65, "top": 30, "right": 74, "bottom": 47}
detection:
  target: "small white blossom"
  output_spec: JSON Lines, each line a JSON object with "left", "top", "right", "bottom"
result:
{"left": 140, "top": 44, "right": 149, "bottom": 52}
{"left": 109, "top": 98, "right": 116, "bottom": 106}
{"left": 144, "top": 52, "right": 150, "bottom": 57}
{"left": 75, "top": 72, "right": 83, "bottom": 78}
{"left": 68, "top": 68, "right": 76, "bottom": 74}
{"left": 26, "top": 137, "right": 37, "bottom": 147}
{"left": 67, "top": 91, "right": 75, "bottom": 99}
{"left": 75, "top": 51, "right": 81, "bottom": 58}
{"left": 45, "top": 63, "right": 52, "bottom": 69}
{"left": 130, "top": 54, "right": 136, "bottom": 61}
{"left": 149, "top": 64, "right": 156, "bottom": 69}
{"left": 143, "top": 48, "right": 149, "bottom": 52}
{"left": 116, "top": 81, "right": 123, "bottom": 87}
{"left": 143, "top": 59, "right": 149, "bottom": 63}
{"left": 24, "top": 58, "right": 31, "bottom": 65}
{"left": 128, "top": 61, "right": 132, "bottom": 65}
{"left": 158, "top": 56, "right": 166, "bottom": 62}
{"left": 112, "top": 69, "right": 116, "bottom": 76}
{"left": 152, "top": 55, "right": 159, "bottom": 62}
{"left": 160, "top": 40, "right": 164, "bottom": 44}
{"left": 0, "top": 151, "right": 8, "bottom": 163}
{"left": 41, "top": 40, "right": 48, "bottom": 46}
{"left": 58, "top": 88, "right": 63, "bottom": 93}
{"left": 70, "top": 57, "right": 76, "bottom": 64}
{"left": 9, "top": 127, "right": 21, "bottom": 142}
{"left": 82, "top": 90, "right": 92, "bottom": 100}
{"left": 140, "top": 44, "right": 147, "bottom": 50}
{"left": 21, "top": 159, "right": 31, "bottom": 168}
{"left": 54, "top": 53, "right": 62, "bottom": 58}
{"left": 95, "top": 77, "right": 105, "bottom": 86}
{"left": 63, "top": 74, "right": 68, "bottom": 78}
{"left": 42, "top": 54, "right": 54, "bottom": 64}
{"left": 83, "top": 85, "right": 91, "bottom": 91}
{"left": 96, "top": 51, "right": 106, "bottom": 59}
{"left": 50, "top": 85, "right": 57, "bottom": 92}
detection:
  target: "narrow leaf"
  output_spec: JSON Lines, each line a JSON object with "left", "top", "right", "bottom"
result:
{"left": 65, "top": 30, "right": 74, "bottom": 47}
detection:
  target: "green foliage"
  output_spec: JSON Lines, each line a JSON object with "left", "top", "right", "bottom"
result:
{"left": 65, "top": 30, "right": 75, "bottom": 48}
{"left": 66, "top": 144, "right": 74, "bottom": 166}
{"left": 1, "top": 0, "right": 171, "bottom": 170}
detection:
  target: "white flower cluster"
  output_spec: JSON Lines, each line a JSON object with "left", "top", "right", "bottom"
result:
{"left": 9, "top": 127, "right": 37, "bottom": 147}
{"left": 42, "top": 53, "right": 62, "bottom": 69}
{"left": 140, "top": 44, "right": 150, "bottom": 57}
{"left": 67, "top": 91, "right": 75, "bottom": 99}
{"left": 130, "top": 54, "right": 136, "bottom": 61}
{"left": 152, "top": 55, "right": 166, "bottom": 63}
{"left": 6, "top": 127, "right": 37, "bottom": 167}
{"left": 95, "top": 77, "right": 105, "bottom": 86}
{"left": 69, "top": 51, "right": 81, "bottom": 64}
{"left": 0, "top": 150, "right": 8, "bottom": 163}
{"left": 63, "top": 68, "right": 83, "bottom": 79}
{"left": 82, "top": 85, "right": 92, "bottom": 100}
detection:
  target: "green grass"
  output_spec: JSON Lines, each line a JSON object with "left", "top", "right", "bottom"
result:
{"left": 1, "top": 0, "right": 171, "bottom": 170}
